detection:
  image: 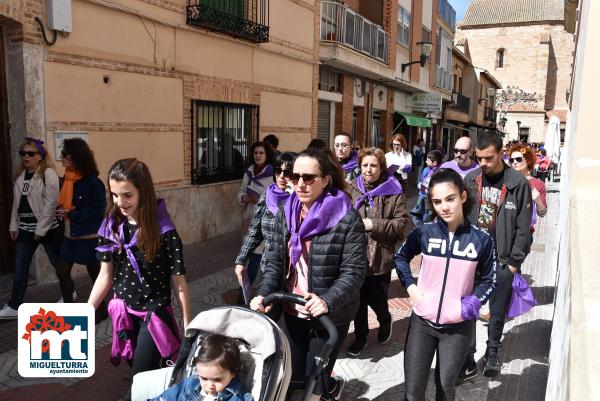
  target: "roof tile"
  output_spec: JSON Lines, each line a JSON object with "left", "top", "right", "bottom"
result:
{"left": 460, "top": 0, "right": 564, "bottom": 27}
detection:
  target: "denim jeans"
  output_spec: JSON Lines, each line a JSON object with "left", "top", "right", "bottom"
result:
{"left": 8, "top": 228, "right": 62, "bottom": 309}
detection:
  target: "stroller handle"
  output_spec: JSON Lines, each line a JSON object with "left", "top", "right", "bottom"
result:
{"left": 262, "top": 292, "right": 339, "bottom": 347}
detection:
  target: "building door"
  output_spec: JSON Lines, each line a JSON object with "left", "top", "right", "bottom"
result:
{"left": 317, "top": 100, "right": 331, "bottom": 146}
{"left": 0, "top": 26, "right": 15, "bottom": 274}
{"left": 519, "top": 127, "right": 530, "bottom": 143}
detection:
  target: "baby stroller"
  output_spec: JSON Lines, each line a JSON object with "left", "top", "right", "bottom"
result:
{"left": 131, "top": 293, "right": 339, "bottom": 401}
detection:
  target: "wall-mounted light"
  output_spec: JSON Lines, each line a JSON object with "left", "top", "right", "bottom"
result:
{"left": 401, "top": 41, "right": 433, "bottom": 73}
{"left": 378, "top": 90, "right": 384, "bottom": 101}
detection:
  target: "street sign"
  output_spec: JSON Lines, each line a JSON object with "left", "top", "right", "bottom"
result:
{"left": 411, "top": 93, "right": 442, "bottom": 114}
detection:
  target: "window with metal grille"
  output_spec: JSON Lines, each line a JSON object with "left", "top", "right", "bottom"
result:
{"left": 192, "top": 101, "right": 259, "bottom": 185}
{"left": 318, "top": 68, "right": 341, "bottom": 93}
{"left": 397, "top": 6, "right": 411, "bottom": 47}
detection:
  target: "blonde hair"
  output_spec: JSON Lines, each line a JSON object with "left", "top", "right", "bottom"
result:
{"left": 15, "top": 139, "right": 55, "bottom": 180}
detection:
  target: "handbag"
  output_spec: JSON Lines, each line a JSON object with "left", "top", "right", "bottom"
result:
{"left": 507, "top": 273, "right": 537, "bottom": 318}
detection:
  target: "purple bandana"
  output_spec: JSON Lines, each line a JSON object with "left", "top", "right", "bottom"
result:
{"left": 285, "top": 187, "right": 352, "bottom": 266}
{"left": 245, "top": 164, "right": 274, "bottom": 188}
{"left": 354, "top": 173, "right": 403, "bottom": 209}
{"left": 265, "top": 183, "right": 290, "bottom": 216}
{"left": 342, "top": 151, "right": 358, "bottom": 173}
{"left": 96, "top": 199, "right": 175, "bottom": 283}
{"left": 25, "top": 136, "right": 46, "bottom": 157}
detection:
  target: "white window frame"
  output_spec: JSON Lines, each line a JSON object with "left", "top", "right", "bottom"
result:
{"left": 397, "top": 6, "right": 411, "bottom": 47}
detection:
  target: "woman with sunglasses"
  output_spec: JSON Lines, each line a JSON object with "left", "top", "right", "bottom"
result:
{"left": 385, "top": 134, "right": 412, "bottom": 191}
{"left": 508, "top": 143, "right": 547, "bottom": 231}
{"left": 250, "top": 147, "right": 368, "bottom": 401}
{"left": 234, "top": 152, "right": 297, "bottom": 301}
{"left": 346, "top": 147, "right": 412, "bottom": 357}
{"left": 1, "top": 138, "right": 62, "bottom": 320}
{"left": 55, "top": 138, "right": 106, "bottom": 306}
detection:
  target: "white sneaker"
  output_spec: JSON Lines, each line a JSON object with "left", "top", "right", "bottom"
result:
{"left": 57, "top": 290, "right": 78, "bottom": 303}
{"left": 0, "top": 304, "right": 18, "bottom": 320}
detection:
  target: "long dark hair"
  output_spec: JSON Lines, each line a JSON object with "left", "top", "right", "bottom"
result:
{"left": 297, "top": 147, "right": 348, "bottom": 195}
{"left": 62, "top": 138, "right": 100, "bottom": 177}
{"left": 193, "top": 334, "right": 243, "bottom": 376}
{"left": 426, "top": 168, "right": 474, "bottom": 221}
{"left": 105, "top": 158, "right": 160, "bottom": 261}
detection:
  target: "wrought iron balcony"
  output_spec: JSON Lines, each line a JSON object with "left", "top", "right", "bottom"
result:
{"left": 434, "top": 65, "right": 453, "bottom": 92}
{"left": 484, "top": 107, "right": 497, "bottom": 122}
{"left": 451, "top": 92, "right": 470, "bottom": 114}
{"left": 187, "top": 0, "right": 269, "bottom": 43}
{"left": 320, "top": 1, "right": 390, "bottom": 64}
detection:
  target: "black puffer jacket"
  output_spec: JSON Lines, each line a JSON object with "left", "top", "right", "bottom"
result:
{"left": 258, "top": 207, "right": 368, "bottom": 326}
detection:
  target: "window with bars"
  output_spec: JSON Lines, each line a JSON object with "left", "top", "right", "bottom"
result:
{"left": 192, "top": 101, "right": 259, "bottom": 185}
{"left": 318, "top": 68, "right": 341, "bottom": 93}
{"left": 397, "top": 7, "right": 411, "bottom": 47}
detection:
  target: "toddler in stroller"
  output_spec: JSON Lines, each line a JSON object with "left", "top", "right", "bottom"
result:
{"left": 132, "top": 294, "right": 338, "bottom": 401}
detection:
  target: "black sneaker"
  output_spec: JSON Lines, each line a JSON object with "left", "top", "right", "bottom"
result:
{"left": 377, "top": 321, "right": 392, "bottom": 344}
{"left": 456, "top": 357, "right": 478, "bottom": 384}
{"left": 346, "top": 338, "right": 367, "bottom": 356}
{"left": 483, "top": 354, "right": 501, "bottom": 378}
{"left": 321, "top": 376, "right": 346, "bottom": 401}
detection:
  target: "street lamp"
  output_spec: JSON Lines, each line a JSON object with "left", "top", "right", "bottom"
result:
{"left": 516, "top": 120, "right": 522, "bottom": 141}
{"left": 401, "top": 41, "right": 433, "bottom": 73}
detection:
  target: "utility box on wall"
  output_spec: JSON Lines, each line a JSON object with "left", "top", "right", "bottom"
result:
{"left": 46, "top": 0, "right": 72, "bottom": 33}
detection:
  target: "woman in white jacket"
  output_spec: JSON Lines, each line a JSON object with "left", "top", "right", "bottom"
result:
{"left": 0, "top": 137, "right": 62, "bottom": 320}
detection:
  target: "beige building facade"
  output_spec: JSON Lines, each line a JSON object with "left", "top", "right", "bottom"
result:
{"left": 456, "top": 0, "right": 574, "bottom": 143}
{"left": 0, "top": 0, "right": 316, "bottom": 278}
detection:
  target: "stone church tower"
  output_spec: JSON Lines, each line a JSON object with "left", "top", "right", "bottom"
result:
{"left": 456, "top": 0, "right": 574, "bottom": 142}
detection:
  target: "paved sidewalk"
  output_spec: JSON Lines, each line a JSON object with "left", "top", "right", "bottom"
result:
{"left": 0, "top": 175, "right": 557, "bottom": 401}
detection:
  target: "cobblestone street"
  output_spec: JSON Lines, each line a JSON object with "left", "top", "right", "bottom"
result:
{"left": 0, "top": 181, "right": 559, "bottom": 401}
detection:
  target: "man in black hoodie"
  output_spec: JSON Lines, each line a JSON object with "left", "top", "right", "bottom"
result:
{"left": 461, "top": 131, "right": 533, "bottom": 379}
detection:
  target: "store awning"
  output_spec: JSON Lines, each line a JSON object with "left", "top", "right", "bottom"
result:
{"left": 397, "top": 112, "right": 431, "bottom": 128}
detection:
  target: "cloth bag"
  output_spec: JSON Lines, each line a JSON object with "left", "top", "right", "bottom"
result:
{"left": 507, "top": 273, "right": 537, "bottom": 318}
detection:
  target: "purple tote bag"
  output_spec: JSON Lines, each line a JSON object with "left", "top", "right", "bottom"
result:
{"left": 507, "top": 273, "right": 537, "bottom": 318}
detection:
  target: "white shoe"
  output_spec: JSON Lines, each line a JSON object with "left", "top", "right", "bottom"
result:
{"left": 57, "top": 290, "right": 78, "bottom": 303}
{"left": 0, "top": 304, "right": 18, "bottom": 320}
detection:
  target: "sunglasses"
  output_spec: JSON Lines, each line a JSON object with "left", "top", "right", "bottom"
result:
{"left": 509, "top": 157, "right": 524, "bottom": 164}
{"left": 392, "top": 143, "right": 402, "bottom": 148}
{"left": 353, "top": 147, "right": 360, "bottom": 152}
{"left": 274, "top": 167, "right": 292, "bottom": 177}
{"left": 454, "top": 148, "right": 470, "bottom": 155}
{"left": 19, "top": 150, "right": 39, "bottom": 157}
{"left": 289, "top": 173, "right": 322, "bottom": 185}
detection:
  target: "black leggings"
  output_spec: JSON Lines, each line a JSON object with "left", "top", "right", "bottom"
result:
{"left": 284, "top": 313, "right": 349, "bottom": 396}
{"left": 55, "top": 261, "right": 100, "bottom": 302}
{"left": 404, "top": 314, "right": 474, "bottom": 401}
{"left": 130, "top": 314, "right": 162, "bottom": 377}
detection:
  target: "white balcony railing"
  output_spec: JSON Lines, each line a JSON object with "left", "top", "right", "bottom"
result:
{"left": 320, "top": 1, "right": 390, "bottom": 64}
{"left": 435, "top": 65, "right": 453, "bottom": 92}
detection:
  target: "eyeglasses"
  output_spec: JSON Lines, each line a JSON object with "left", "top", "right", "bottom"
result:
{"left": 289, "top": 173, "right": 322, "bottom": 185}
{"left": 19, "top": 150, "right": 39, "bottom": 157}
{"left": 509, "top": 157, "right": 524, "bottom": 164}
{"left": 334, "top": 143, "right": 349, "bottom": 149}
{"left": 392, "top": 143, "right": 402, "bottom": 148}
{"left": 274, "top": 167, "right": 292, "bottom": 177}
{"left": 454, "top": 148, "right": 470, "bottom": 155}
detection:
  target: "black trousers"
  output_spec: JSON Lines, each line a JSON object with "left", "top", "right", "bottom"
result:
{"left": 465, "top": 264, "right": 515, "bottom": 363}
{"left": 284, "top": 312, "right": 349, "bottom": 396}
{"left": 404, "top": 314, "right": 475, "bottom": 401}
{"left": 353, "top": 272, "right": 392, "bottom": 340}
{"left": 130, "top": 315, "right": 162, "bottom": 377}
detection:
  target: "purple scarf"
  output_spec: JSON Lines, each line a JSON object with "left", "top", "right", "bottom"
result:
{"left": 285, "top": 188, "right": 352, "bottom": 266}
{"left": 245, "top": 164, "right": 274, "bottom": 188}
{"left": 354, "top": 173, "right": 403, "bottom": 209}
{"left": 342, "top": 151, "right": 358, "bottom": 173}
{"left": 96, "top": 199, "right": 175, "bottom": 283}
{"left": 265, "top": 183, "right": 290, "bottom": 216}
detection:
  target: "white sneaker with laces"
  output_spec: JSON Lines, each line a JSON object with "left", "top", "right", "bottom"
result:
{"left": 0, "top": 304, "right": 18, "bottom": 320}
{"left": 57, "top": 290, "right": 78, "bottom": 303}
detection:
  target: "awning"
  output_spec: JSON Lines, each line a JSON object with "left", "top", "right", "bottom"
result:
{"left": 397, "top": 112, "right": 431, "bottom": 128}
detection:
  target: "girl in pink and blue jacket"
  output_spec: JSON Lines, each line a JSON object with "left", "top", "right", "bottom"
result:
{"left": 394, "top": 168, "right": 497, "bottom": 401}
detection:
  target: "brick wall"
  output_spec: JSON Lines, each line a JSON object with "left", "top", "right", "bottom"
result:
{"left": 410, "top": 0, "right": 424, "bottom": 80}
{"left": 334, "top": 74, "right": 354, "bottom": 135}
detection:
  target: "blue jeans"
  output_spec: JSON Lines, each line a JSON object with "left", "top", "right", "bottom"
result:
{"left": 8, "top": 228, "right": 62, "bottom": 309}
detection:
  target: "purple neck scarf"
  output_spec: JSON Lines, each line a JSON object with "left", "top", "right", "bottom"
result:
{"left": 245, "top": 164, "right": 274, "bottom": 188}
{"left": 96, "top": 199, "right": 175, "bottom": 283}
{"left": 265, "top": 183, "right": 290, "bottom": 216}
{"left": 355, "top": 173, "right": 403, "bottom": 209}
{"left": 341, "top": 151, "right": 358, "bottom": 173}
{"left": 285, "top": 187, "right": 352, "bottom": 266}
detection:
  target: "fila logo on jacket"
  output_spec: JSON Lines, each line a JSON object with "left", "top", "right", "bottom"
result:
{"left": 427, "top": 239, "right": 478, "bottom": 258}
